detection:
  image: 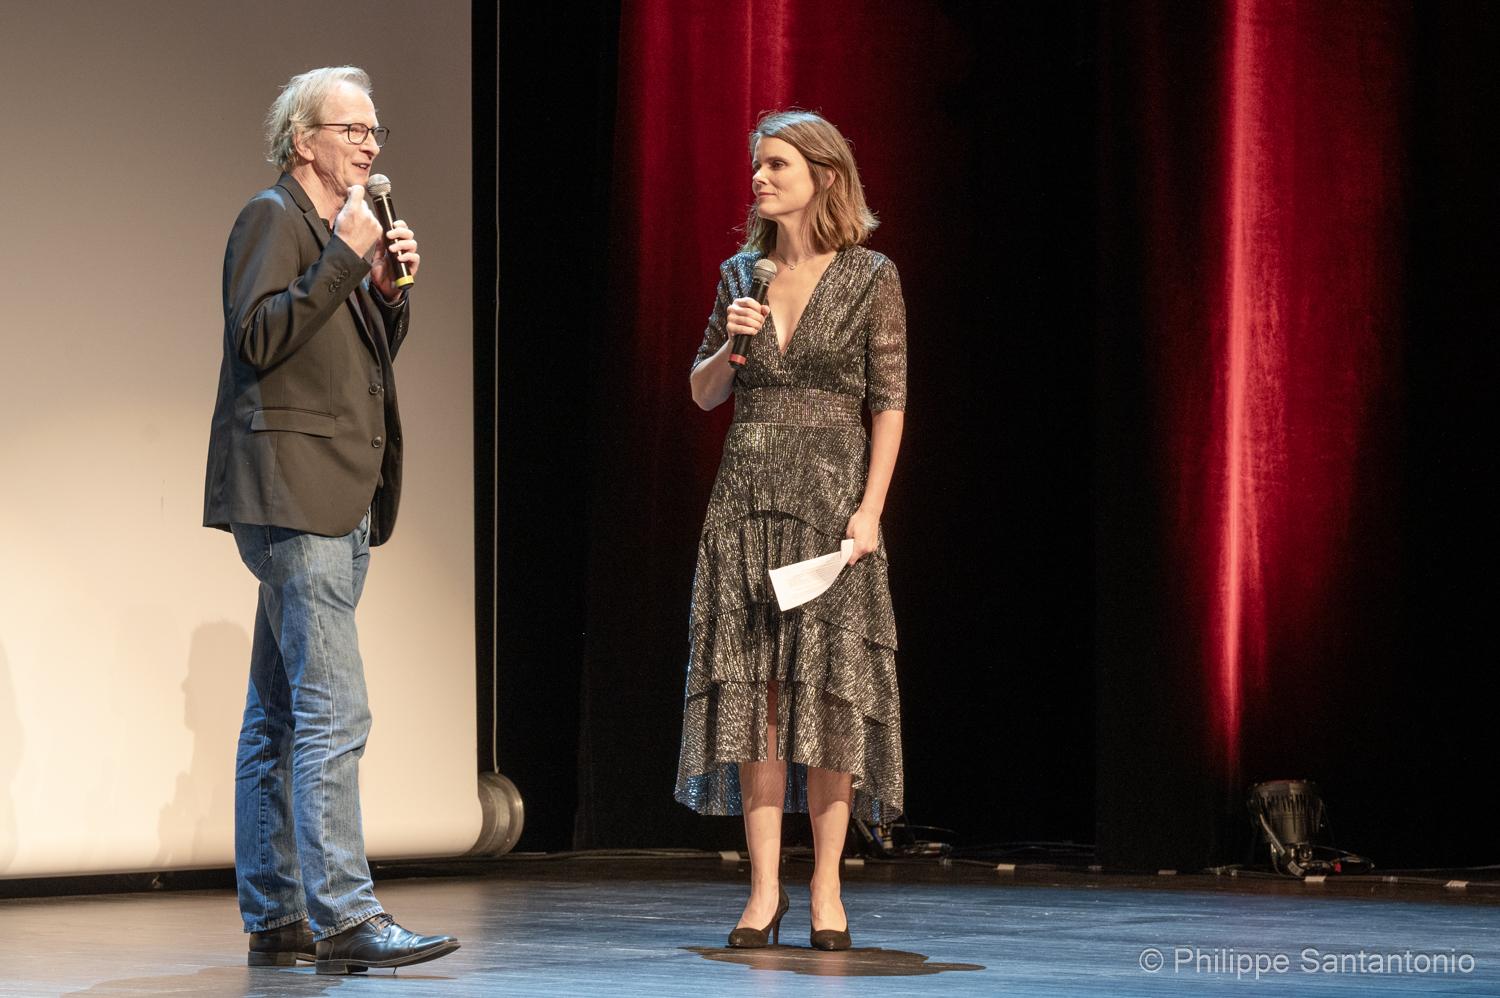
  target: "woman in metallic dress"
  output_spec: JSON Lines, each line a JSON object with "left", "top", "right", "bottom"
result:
{"left": 675, "top": 110, "right": 907, "bottom": 951}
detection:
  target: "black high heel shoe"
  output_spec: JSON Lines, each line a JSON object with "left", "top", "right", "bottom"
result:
{"left": 809, "top": 925, "right": 852, "bottom": 951}
{"left": 810, "top": 897, "right": 852, "bottom": 951}
{"left": 727, "top": 886, "right": 789, "bottom": 948}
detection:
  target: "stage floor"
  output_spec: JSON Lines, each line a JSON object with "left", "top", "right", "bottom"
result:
{"left": 4, "top": 857, "right": 1500, "bottom": 996}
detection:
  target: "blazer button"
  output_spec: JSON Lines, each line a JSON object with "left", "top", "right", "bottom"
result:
{"left": 372, "top": 436, "right": 383, "bottom": 448}
{"left": 369, "top": 383, "right": 380, "bottom": 395}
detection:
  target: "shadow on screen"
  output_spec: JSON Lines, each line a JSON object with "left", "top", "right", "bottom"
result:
{"left": 155, "top": 621, "right": 249, "bottom": 868}
{"left": 0, "top": 639, "right": 19, "bottom": 873}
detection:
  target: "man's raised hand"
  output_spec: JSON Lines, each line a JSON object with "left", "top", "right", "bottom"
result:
{"left": 333, "top": 184, "right": 382, "bottom": 260}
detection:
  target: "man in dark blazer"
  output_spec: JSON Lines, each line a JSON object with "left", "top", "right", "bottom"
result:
{"left": 203, "top": 66, "right": 458, "bottom": 975}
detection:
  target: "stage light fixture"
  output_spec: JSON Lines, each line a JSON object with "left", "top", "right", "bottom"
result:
{"left": 1247, "top": 779, "right": 1371, "bottom": 877}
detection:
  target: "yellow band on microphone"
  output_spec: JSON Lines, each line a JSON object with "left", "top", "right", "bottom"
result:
{"left": 395, "top": 274, "right": 415, "bottom": 288}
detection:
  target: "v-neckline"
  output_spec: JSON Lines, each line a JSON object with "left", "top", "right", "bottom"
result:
{"left": 767, "top": 249, "right": 842, "bottom": 357}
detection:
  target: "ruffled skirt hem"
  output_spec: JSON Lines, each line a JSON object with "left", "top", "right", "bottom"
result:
{"left": 676, "top": 511, "right": 904, "bottom": 823}
{"left": 674, "top": 679, "right": 904, "bottom": 824}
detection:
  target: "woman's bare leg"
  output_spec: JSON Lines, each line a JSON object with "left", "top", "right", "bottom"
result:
{"left": 736, "top": 682, "right": 786, "bottom": 929}
{"left": 806, "top": 766, "right": 852, "bottom": 931}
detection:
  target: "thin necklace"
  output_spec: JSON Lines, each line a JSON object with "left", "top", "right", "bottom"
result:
{"left": 776, "top": 249, "right": 826, "bottom": 272}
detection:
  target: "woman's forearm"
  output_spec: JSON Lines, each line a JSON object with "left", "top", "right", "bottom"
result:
{"left": 860, "top": 409, "right": 905, "bottom": 516}
{"left": 690, "top": 339, "right": 737, "bottom": 410}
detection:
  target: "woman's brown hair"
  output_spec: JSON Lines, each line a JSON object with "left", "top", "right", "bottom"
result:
{"left": 740, "top": 110, "right": 878, "bottom": 256}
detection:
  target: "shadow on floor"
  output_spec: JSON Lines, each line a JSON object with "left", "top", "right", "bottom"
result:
{"left": 685, "top": 945, "right": 985, "bottom": 977}
{"left": 66, "top": 964, "right": 457, "bottom": 995}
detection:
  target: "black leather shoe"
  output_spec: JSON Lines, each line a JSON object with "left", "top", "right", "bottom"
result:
{"left": 314, "top": 912, "right": 460, "bottom": 975}
{"left": 248, "top": 919, "right": 315, "bottom": 966}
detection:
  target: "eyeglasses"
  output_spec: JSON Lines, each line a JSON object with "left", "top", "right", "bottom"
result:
{"left": 317, "top": 123, "right": 390, "bottom": 147}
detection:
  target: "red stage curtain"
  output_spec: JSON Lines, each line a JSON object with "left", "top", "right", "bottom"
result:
{"left": 1207, "top": 0, "right": 1409, "bottom": 773}
{"left": 1097, "top": 0, "right": 1410, "bottom": 864}
{"left": 582, "top": 0, "right": 1423, "bottom": 862}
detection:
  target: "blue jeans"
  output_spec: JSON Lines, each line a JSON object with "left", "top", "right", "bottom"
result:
{"left": 230, "top": 515, "right": 383, "bottom": 940}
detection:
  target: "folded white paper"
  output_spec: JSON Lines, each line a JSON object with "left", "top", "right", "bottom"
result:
{"left": 768, "top": 538, "right": 856, "bottom": 611}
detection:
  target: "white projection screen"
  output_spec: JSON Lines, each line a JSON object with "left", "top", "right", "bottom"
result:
{"left": 0, "top": 0, "right": 478, "bottom": 878}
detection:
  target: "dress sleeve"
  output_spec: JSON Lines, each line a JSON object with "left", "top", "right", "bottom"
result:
{"left": 691, "top": 266, "right": 735, "bottom": 371}
{"left": 865, "top": 260, "right": 907, "bottom": 412}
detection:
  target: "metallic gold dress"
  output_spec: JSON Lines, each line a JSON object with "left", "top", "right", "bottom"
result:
{"left": 675, "top": 245, "right": 907, "bottom": 824}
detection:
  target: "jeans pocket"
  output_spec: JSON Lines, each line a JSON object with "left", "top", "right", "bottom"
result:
{"left": 230, "top": 523, "right": 274, "bottom": 577}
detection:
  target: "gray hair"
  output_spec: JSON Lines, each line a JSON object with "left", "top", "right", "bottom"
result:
{"left": 265, "top": 66, "right": 372, "bottom": 172}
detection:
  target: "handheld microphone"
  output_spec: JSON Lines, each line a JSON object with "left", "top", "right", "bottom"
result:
{"left": 728, "top": 258, "right": 777, "bottom": 368}
{"left": 366, "top": 174, "right": 414, "bottom": 289}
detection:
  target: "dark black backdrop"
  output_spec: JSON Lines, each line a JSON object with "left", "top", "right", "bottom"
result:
{"left": 477, "top": 3, "right": 619, "bottom": 851}
{"left": 477, "top": 2, "right": 1499, "bottom": 869}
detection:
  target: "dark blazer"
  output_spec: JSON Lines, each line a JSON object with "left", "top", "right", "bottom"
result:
{"left": 203, "top": 174, "right": 409, "bottom": 545}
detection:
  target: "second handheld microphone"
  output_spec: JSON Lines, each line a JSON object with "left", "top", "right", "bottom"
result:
{"left": 728, "top": 258, "right": 778, "bottom": 368}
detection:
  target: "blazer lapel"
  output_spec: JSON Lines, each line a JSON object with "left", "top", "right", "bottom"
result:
{"left": 276, "top": 173, "right": 382, "bottom": 359}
